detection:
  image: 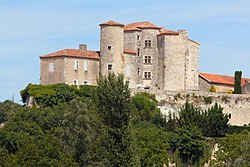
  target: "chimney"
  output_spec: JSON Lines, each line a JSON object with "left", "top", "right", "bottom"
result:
{"left": 79, "top": 44, "right": 87, "bottom": 51}
{"left": 178, "top": 30, "right": 188, "bottom": 39}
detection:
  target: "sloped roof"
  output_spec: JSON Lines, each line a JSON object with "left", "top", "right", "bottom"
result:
{"left": 199, "top": 72, "right": 250, "bottom": 86}
{"left": 40, "top": 49, "right": 100, "bottom": 59}
{"left": 124, "top": 21, "right": 161, "bottom": 31}
{"left": 123, "top": 49, "right": 137, "bottom": 55}
{"left": 158, "top": 29, "right": 179, "bottom": 36}
{"left": 99, "top": 20, "right": 124, "bottom": 27}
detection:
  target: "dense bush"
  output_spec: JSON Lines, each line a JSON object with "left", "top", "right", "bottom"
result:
{"left": 20, "top": 84, "right": 96, "bottom": 107}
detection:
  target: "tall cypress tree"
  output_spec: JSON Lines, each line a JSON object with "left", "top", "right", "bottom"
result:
{"left": 234, "top": 71, "right": 242, "bottom": 94}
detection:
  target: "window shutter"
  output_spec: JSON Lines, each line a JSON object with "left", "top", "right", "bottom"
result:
{"left": 74, "top": 60, "right": 79, "bottom": 71}
{"left": 84, "top": 61, "right": 88, "bottom": 72}
{"left": 49, "top": 63, "right": 54, "bottom": 73}
{"left": 125, "top": 65, "right": 131, "bottom": 77}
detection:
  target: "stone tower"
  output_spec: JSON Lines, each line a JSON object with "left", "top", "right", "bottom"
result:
{"left": 99, "top": 20, "right": 125, "bottom": 76}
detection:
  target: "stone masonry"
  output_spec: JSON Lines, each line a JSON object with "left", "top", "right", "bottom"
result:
{"left": 40, "top": 20, "right": 200, "bottom": 92}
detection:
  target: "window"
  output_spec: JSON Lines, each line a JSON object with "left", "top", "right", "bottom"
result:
{"left": 108, "top": 64, "right": 113, "bottom": 71}
{"left": 137, "top": 48, "right": 140, "bottom": 56}
{"left": 144, "top": 72, "right": 151, "bottom": 79}
{"left": 138, "top": 68, "right": 140, "bottom": 75}
{"left": 125, "top": 65, "right": 131, "bottom": 77}
{"left": 83, "top": 81, "right": 88, "bottom": 85}
{"left": 73, "top": 80, "right": 78, "bottom": 86}
{"left": 137, "top": 35, "right": 140, "bottom": 40}
{"left": 49, "top": 63, "right": 54, "bottom": 73}
{"left": 144, "top": 56, "right": 152, "bottom": 64}
{"left": 83, "top": 60, "right": 88, "bottom": 72}
{"left": 145, "top": 40, "right": 152, "bottom": 48}
{"left": 108, "top": 45, "right": 112, "bottom": 51}
{"left": 74, "top": 60, "right": 79, "bottom": 71}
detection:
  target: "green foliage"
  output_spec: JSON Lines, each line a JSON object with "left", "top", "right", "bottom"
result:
{"left": 210, "top": 85, "right": 216, "bottom": 93}
{"left": 0, "top": 106, "right": 77, "bottom": 166}
{"left": 211, "top": 131, "right": 250, "bottom": 166}
{"left": 130, "top": 92, "right": 164, "bottom": 126}
{"left": 177, "top": 102, "right": 204, "bottom": 128}
{"left": 20, "top": 83, "right": 96, "bottom": 107}
{"left": 234, "top": 71, "right": 242, "bottom": 94}
{"left": 202, "top": 103, "right": 229, "bottom": 137}
{"left": 175, "top": 126, "right": 207, "bottom": 166}
{"left": 95, "top": 73, "right": 133, "bottom": 167}
{"left": 0, "top": 100, "right": 21, "bottom": 123}
{"left": 203, "top": 96, "right": 213, "bottom": 104}
{"left": 132, "top": 122, "right": 170, "bottom": 167}
{"left": 167, "top": 102, "right": 229, "bottom": 137}
{"left": 228, "top": 125, "right": 250, "bottom": 134}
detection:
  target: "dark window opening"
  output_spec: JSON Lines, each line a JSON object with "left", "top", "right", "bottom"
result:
{"left": 138, "top": 68, "right": 140, "bottom": 75}
{"left": 137, "top": 48, "right": 140, "bottom": 56}
{"left": 144, "top": 72, "right": 151, "bottom": 79}
{"left": 145, "top": 40, "right": 152, "bottom": 48}
{"left": 108, "top": 45, "right": 112, "bottom": 51}
{"left": 108, "top": 64, "right": 113, "bottom": 71}
{"left": 137, "top": 35, "right": 140, "bottom": 40}
{"left": 144, "top": 56, "right": 152, "bottom": 64}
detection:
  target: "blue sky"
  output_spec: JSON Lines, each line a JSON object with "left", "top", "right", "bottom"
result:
{"left": 0, "top": 0, "right": 250, "bottom": 102}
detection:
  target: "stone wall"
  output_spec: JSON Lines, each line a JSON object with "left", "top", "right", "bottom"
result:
{"left": 199, "top": 76, "right": 234, "bottom": 93}
{"left": 163, "top": 35, "right": 186, "bottom": 91}
{"left": 185, "top": 40, "right": 199, "bottom": 91}
{"left": 157, "top": 92, "right": 250, "bottom": 126}
{"left": 131, "top": 89, "right": 250, "bottom": 126}
{"left": 100, "top": 25, "right": 124, "bottom": 76}
{"left": 65, "top": 57, "right": 99, "bottom": 86}
{"left": 40, "top": 57, "right": 65, "bottom": 85}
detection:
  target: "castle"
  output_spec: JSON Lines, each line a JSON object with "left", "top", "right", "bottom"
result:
{"left": 40, "top": 20, "right": 200, "bottom": 92}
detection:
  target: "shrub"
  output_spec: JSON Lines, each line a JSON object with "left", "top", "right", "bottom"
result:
{"left": 221, "top": 95, "right": 230, "bottom": 103}
{"left": 210, "top": 85, "right": 216, "bottom": 93}
{"left": 203, "top": 96, "right": 213, "bottom": 104}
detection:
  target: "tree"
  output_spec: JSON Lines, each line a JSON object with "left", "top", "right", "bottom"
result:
{"left": 202, "top": 103, "right": 229, "bottom": 137}
{"left": 132, "top": 122, "right": 170, "bottom": 167}
{"left": 130, "top": 92, "right": 163, "bottom": 126}
{"left": 176, "top": 126, "right": 206, "bottom": 166}
{"left": 212, "top": 131, "right": 250, "bottom": 166}
{"left": 95, "top": 73, "right": 134, "bottom": 167}
{"left": 234, "top": 71, "right": 242, "bottom": 94}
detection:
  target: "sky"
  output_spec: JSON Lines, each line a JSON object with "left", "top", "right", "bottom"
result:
{"left": 0, "top": 0, "right": 250, "bottom": 103}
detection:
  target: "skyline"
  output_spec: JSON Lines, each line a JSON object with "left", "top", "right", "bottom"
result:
{"left": 1, "top": 0, "right": 250, "bottom": 102}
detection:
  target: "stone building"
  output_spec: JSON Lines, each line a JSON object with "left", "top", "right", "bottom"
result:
{"left": 199, "top": 72, "right": 250, "bottom": 94}
{"left": 40, "top": 20, "right": 200, "bottom": 92}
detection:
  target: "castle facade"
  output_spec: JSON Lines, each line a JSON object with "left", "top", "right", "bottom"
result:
{"left": 40, "top": 20, "right": 200, "bottom": 92}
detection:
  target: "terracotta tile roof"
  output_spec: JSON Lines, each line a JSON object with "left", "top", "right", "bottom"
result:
{"left": 124, "top": 21, "right": 161, "bottom": 31}
{"left": 123, "top": 49, "right": 137, "bottom": 55}
{"left": 40, "top": 49, "right": 100, "bottom": 59}
{"left": 99, "top": 20, "right": 124, "bottom": 27}
{"left": 199, "top": 72, "right": 250, "bottom": 86}
{"left": 158, "top": 29, "right": 179, "bottom": 36}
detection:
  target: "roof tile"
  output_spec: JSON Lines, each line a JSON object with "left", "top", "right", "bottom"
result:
{"left": 199, "top": 72, "right": 250, "bottom": 86}
{"left": 99, "top": 20, "right": 124, "bottom": 27}
{"left": 40, "top": 49, "right": 100, "bottom": 59}
{"left": 123, "top": 49, "right": 137, "bottom": 55}
{"left": 124, "top": 21, "right": 161, "bottom": 31}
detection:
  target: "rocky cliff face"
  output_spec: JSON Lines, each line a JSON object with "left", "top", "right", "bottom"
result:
{"left": 154, "top": 92, "right": 250, "bottom": 126}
